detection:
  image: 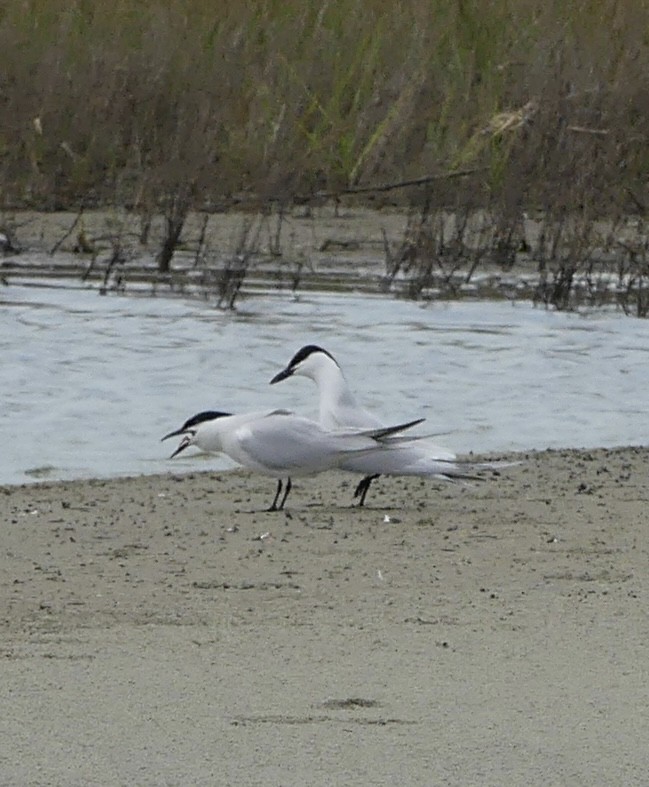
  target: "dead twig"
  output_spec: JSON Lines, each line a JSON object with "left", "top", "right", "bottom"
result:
{"left": 193, "top": 213, "right": 210, "bottom": 268}
{"left": 295, "top": 168, "right": 484, "bottom": 203}
{"left": 50, "top": 204, "right": 85, "bottom": 255}
{"left": 157, "top": 188, "right": 192, "bottom": 273}
{"left": 99, "top": 240, "right": 127, "bottom": 295}
{"left": 567, "top": 125, "right": 609, "bottom": 136}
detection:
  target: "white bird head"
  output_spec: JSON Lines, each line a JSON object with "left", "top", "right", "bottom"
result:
{"left": 270, "top": 345, "right": 340, "bottom": 385}
{"left": 161, "top": 410, "right": 232, "bottom": 458}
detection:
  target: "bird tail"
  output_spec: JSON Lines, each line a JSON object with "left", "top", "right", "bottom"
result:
{"left": 460, "top": 459, "right": 522, "bottom": 471}
{"left": 430, "top": 457, "right": 522, "bottom": 482}
{"left": 358, "top": 417, "right": 426, "bottom": 441}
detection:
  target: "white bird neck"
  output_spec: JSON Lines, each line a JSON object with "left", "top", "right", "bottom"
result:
{"left": 311, "top": 361, "right": 361, "bottom": 429}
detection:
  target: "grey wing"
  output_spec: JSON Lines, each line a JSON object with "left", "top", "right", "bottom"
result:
{"left": 236, "top": 414, "right": 369, "bottom": 473}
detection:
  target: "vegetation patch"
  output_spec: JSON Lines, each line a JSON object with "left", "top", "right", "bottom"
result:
{"left": 2, "top": 1, "right": 649, "bottom": 313}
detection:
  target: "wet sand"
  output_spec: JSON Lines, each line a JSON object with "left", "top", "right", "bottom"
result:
{"left": 2, "top": 447, "right": 648, "bottom": 785}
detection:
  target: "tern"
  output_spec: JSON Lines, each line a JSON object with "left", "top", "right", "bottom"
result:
{"left": 270, "top": 345, "right": 506, "bottom": 505}
{"left": 162, "top": 408, "right": 425, "bottom": 511}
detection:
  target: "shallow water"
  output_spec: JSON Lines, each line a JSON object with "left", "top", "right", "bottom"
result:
{"left": 3, "top": 281, "right": 648, "bottom": 485}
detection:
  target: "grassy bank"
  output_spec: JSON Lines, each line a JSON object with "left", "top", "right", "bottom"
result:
{"left": 2, "top": 1, "right": 649, "bottom": 313}
{"left": 0, "top": 0, "right": 647, "bottom": 212}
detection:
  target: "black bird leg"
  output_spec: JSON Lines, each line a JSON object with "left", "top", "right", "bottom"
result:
{"left": 353, "top": 474, "right": 380, "bottom": 507}
{"left": 268, "top": 478, "right": 292, "bottom": 511}
{"left": 268, "top": 479, "right": 283, "bottom": 511}
{"left": 278, "top": 477, "right": 292, "bottom": 510}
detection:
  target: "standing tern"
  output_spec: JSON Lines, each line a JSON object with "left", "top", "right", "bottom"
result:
{"left": 162, "top": 408, "right": 425, "bottom": 511}
{"left": 270, "top": 345, "right": 506, "bottom": 505}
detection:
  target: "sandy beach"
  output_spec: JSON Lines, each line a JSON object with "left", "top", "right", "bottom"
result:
{"left": 2, "top": 447, "right": 648, "bottom": 785}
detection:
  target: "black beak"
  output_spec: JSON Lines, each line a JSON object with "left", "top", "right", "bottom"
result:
{"left": 169, "top": 436, "right": 191, "bottom": 459}
{"left": 161, "top": 427, "right": 184, "bottom": 442}
{"left": 270, "top": 366, "right": 293, "bottom": 384}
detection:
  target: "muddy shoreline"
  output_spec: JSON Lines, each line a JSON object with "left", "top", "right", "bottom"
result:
{"left": 2, "top": 447, "right": 648, "bottom": 784}
{"left": 0, "top": 207, "right": 572, "bottom": 303}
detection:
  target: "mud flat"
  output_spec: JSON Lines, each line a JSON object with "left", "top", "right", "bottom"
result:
{"left": 1, "top": 446, "right": 648, "bottom": 785}
{"left": 2, "top": 207, "right": 544, "bottom": 300}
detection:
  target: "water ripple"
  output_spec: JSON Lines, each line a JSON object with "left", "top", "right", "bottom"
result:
{"left": 2, "top": 283, "right": 649, "bottom": 484}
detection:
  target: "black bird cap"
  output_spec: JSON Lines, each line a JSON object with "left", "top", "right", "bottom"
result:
{"left": 178, "top": 410, "right": 231, "bottom": 430}
{"left": 161, "top": 410, "right": 231, "bottom": 442}
{"left": 270, "top": 345, "right": 338, "bottom": 384}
